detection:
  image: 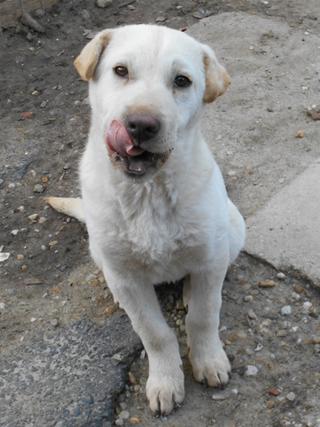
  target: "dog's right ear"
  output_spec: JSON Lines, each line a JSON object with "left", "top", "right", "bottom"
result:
{"left": 74, "top": 30, "right": 112, "bottom": 81}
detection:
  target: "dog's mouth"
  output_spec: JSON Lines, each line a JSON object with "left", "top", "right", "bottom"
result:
{"left": 106, "top": 120, "right": 169, "bottom": 177}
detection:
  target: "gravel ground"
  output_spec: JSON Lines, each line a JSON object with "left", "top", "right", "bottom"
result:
{"left": 115, "top": 254, "right": 320, "bottom": 427}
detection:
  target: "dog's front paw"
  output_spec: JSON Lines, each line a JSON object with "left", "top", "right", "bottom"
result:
{"left": 146, "top": 368, "right": 185, "bottom": 415}
{"left": 189, "top": 344, "right": 231, "bottom": 387}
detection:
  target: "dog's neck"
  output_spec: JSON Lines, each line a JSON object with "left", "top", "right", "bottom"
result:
{"left": 87, "top": 121, "right": 213, "bottom": 215}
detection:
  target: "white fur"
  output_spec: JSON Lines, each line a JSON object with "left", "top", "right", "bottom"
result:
{"left": 50, "top": 25, "right": 245, "bottom": 415}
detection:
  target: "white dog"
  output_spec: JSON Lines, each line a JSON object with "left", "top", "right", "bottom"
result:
{"left": 47, "top": 24, "right": 245, "bottom": 415}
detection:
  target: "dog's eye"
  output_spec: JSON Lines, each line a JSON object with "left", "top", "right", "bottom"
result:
{"left": 114, "top": 66, "right": 129, "bottom": 78}
{"left": 174, "top": 75, "right": 192, "bottom": 88}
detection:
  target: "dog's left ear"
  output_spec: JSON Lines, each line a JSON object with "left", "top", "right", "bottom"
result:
{"left": 74, "top": 30, "right": 112, "bottom": 81}
{"left": 202, "top": 45, "right": 231, "bottom": 103}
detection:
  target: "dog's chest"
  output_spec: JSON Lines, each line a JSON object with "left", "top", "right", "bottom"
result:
{"left": 105, "top": 181, "right": 207, "bottom": 279}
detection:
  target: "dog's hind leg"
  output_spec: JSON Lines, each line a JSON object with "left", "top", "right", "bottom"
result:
{"left": 44, "top": 197, "right": 85, "bottom": 223}
{"left": 228, "top": 199, "right": 245, "bottom": 264}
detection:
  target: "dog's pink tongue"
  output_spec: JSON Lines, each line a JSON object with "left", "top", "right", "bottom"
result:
{"left": 106, "top": 120, "right": 144, "bottom": 157}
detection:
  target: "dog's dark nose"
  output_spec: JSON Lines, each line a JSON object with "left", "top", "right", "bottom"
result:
{"left": 126, "top": 114, "right": 161, "bottom": 142}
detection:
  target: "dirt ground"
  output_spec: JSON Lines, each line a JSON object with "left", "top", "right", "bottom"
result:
{"left": 117, "top": 254, "right": 320, "bottom": 427}
{"left": 0, "top": 1, "right": 320, "bottom": 426}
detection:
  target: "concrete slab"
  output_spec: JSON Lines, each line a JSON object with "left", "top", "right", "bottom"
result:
{"left": 190, "top": 12, "right": 320, "bottom": 217}
{"left": 246, "top": 159, "right": 320, "bottom": 287}
{"left": 0, "top": 315, "right": 141, "bottom": 427}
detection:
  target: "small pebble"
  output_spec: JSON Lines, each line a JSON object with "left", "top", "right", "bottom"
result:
{"left": 254, "top": 343, "right": 263, "bottom": 352}
{"left": 266, "top": 400, "right": 275, "bottom": 409}
{"left": 128, "top": 371, "right": 137, "bottom": 385}
{"left": 293, "top": 284, "right": 305, "bottom": 294}
{"left": 28, "top": 213, "right": 39, "bottom": 222}
{"left": 291, "top": 292, "right": 301, "bottom": 301}
{"left": 16, "top": 254, "right": 24, "bottom": 261}
{"left": 81, "top": 9, "right": 90, "bottom": 20}
{"left": 140, "top": 350, "right": 146, "bottom": 360}
{"left": 129, "top": 417, "right": 141, "bottom": 425}
{"left": 34, "top": 8, "right": 45, "bottom": 17}
{"left": 112, "top": 353, "right": 124, "bottom": 362}
{"left": 50, "top": 318, "right": 59, "bottom": 327}
{"left": 248, "top": 309, "right": 257, "bottom": 320}
{"left": 286, "top": 392, "right": 296, "bottom": 401}
{"left": 0, "top": 253, "right": 10, "bottom": 262}
{"left": 33, "top": 184, "right": 45, "bottom": 193}
{"left": 96, "top": 0, "right": 112, "bottom": 7}
{"left": 268, "top": 387, "right": 281, "bottom": 396}
{"left": 243, "top": 295, "right": 253, "bottom": 302}
{"left": 258, "top": 279, "right": 276, "bottom": 288}
{"left": 11, "top": 229, "right": 19, "bottom": 236}
{"left": 119, "top": 410, "right": 130, "bottom": 420}
{"left": 245, "top": 365, "right": 258, "bottom": 376}
{"left": 302, "top": 301, "right": 313, "bottom": 313}
{"left": 295, "top": 130, "right": 305, "bottom": 139}
{"left": 115, "top": 419, "right": 124, "bottom": 426}
{"left": 280, "top": 305, "right": 292, "bottom": 316}
{"left": 155, "top": 16, "right": 167, "bottom": 23}
{"left": 211, "top": 388, "right": 238, "bottom": 400}
{"left": 276, "top": 272, "right": 286, "bottom": 280}
{"left": 277, "top": 330, "right": 288, "bottom": 337}
{"left": 21, "top": 264, "right": 28, "bottom": 272}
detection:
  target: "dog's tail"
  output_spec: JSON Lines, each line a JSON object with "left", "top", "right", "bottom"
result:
{"left": 44, "top": 197, "right": 85, "bottom": 223}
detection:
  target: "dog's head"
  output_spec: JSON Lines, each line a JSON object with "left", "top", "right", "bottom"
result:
{"left": 74, "top": 25, "right": 230, "bottom": 179}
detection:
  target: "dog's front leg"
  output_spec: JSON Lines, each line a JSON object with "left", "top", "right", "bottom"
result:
{"left": 105, "top": 268, "right": 184, "bottom": 415}
{"left": 185, "top": 257, "right": 231, "bottom": 387}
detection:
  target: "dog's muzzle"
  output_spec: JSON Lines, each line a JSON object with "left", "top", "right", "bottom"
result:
{"left": 106, "top": 118, "right": 169, "bottom": 177}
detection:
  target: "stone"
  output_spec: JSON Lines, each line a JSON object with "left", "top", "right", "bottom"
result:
{"left": 33, "top": 184, "right": 45, "bottom": 193}
{"left": 28, "top": 213, "right": 39, "bottom": 222}
{"left": 245, "top": 365, "right": 258, "bottom": 376}
{"left": 280, "top": 305, "right": 292, "bottom": 316}
{"left": 248, "top": 309, "right": 257, "bottom": 320}
{"left": 119, "top": 410, "right": 130, "bottom": 420}
{"left": 50, "top": 319, "right": 59, "bottom": 327}
{"left": 258, "top": 279, "right": 276, "bottom": 288}
{"left": 96, "top": 0, "right": 112, "bottom": 8}
{"left": 268, "top": 387, "right": 281, "bottom": 396}
{"left": 302, "top": 301, "right": 313, "bottom": 313}
{"left": 286, "top": 392, "right": 296, "bottom": 401}
{"left": 129, "top": 417, "right": 141, "bottom": 425}
{"left": 0, "top": 253, "right": 10, "bottom": 262}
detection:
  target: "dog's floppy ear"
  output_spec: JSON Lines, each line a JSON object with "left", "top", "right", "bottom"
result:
{"left": 202, "top": 45, "right": 231, "bottom": 103}
{"left": 74, "top": 30, "right": 112, "bottom": 81}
